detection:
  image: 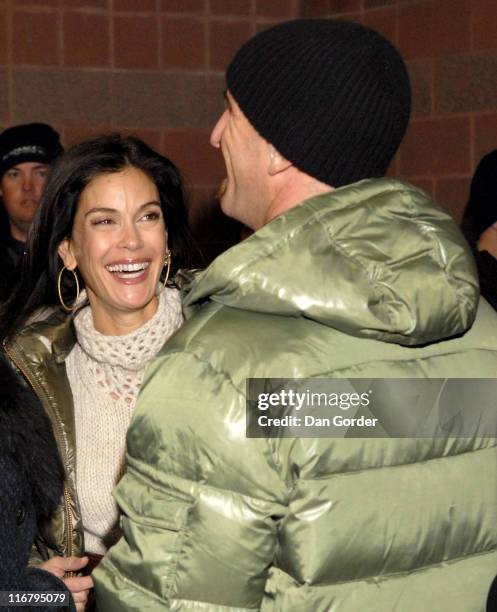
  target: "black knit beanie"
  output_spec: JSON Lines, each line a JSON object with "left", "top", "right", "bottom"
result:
{"left": 0, "top": 123, "right": 63, "bottom": 179}
{"left": 226, "top": 19, "right": 411, "bottom": 187}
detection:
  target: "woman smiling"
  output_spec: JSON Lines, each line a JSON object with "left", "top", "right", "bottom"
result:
{"left": 0, "top": 135, "right": 195, "bottom": 610}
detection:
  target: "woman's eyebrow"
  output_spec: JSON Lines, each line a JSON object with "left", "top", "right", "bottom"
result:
{"left": 84, "top": 206, "right": 117, "bottom": 217}
{"left": 84, "top": 201, "right": 161, "bottom": 217}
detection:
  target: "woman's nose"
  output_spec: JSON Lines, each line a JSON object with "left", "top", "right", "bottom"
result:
{"left": 118, "top": 222, "right": 144, "bottom": 250}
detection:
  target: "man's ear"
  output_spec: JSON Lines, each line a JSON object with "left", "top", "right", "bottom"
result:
{"left": 267, "top": 145, "right": 292, "bottom": 176}
{"left": 57, "top": 239, "right": 77, "bottom": 270}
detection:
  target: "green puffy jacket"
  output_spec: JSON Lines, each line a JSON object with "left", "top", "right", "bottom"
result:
{"left": 95, "top": 179, "right": 497, "bottom": 611}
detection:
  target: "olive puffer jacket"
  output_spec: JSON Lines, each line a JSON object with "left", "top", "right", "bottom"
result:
{"left": 95, "top": 179, "right": 497, "bottom": 612}
{"left": 3, "top": 315, "right": 83, "bottom": 563}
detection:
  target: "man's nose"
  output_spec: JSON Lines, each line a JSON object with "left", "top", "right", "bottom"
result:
{"left": 210, "top": 109, "right": 228, "bottom": 148}
{"left": 22, "top": 173, "right": 33, "bottom": 191}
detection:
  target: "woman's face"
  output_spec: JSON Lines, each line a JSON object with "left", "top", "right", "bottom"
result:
{"left": 58, "top": 166, "right": 167, "bottom": 332}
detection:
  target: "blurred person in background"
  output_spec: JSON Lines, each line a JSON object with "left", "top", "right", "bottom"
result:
{"left": 0, "top": 123, "right": 63, "bottom": 301}
{"left": 0, "top": 134, "right": 195, "bottom": 610}
{"left": 462, "top": 149, "right": 497, "bottom": 312}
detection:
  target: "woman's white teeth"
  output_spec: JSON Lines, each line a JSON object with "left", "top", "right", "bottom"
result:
{"left": 106, "top": 262, "right": 149, "bottom": 273}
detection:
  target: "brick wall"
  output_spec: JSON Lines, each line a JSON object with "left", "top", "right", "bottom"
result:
{"left": 300, "top": 0, "right": 497, "bottom": 223}
{"left": 0, "top": 0, "right": 298, "bottom": 262}
{"left": 2, "top": 1, "right": 493, "bottom": 255}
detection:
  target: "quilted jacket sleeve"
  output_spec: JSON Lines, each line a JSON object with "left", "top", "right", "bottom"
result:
{"left": 93, "top": 350, "right": 288, "bottom": 611}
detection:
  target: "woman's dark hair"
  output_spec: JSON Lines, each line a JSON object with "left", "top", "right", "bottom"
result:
{"left": 0, "top": 134, "right": 197, "bottom": 340}
{"left": 461, "top": 149, "right": 497, "bottom": 245}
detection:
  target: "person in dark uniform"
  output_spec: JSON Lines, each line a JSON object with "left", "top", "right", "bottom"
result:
{"left": 0, "top": 123, "right": 63, "bottom": 302}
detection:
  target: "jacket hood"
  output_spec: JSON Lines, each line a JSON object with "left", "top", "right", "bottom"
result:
{"left": 183, "top": 179, "right": 478, "bottom": 346}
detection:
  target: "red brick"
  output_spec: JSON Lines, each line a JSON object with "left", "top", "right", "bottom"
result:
{"left": 385, "top": 151, "right": 399, "bottom": 177}
{"left": 398, "top": 0, "right": 430, "bottom": 59}
{"left": 435, "top": 51, "right": 497, "bottom": 114}
{"left": 474, "top": 114, "right": 497, "bottom": 165}
{"left": 363, "top": 6, "right": 397, "bottom": 44}
{"left": 472, "top": 0, "right": 497, "bottom": 51}
{"left": 205, "top": 73, "right": 226, "bottom": 124}
{"left": 332, "top": 12, "right": 363, "bottom": 23}
{"left": 62, "top": 0, "right": 109, "bottom": 7}
{"left": 115, "top": 0, "right": 156, "bottom": 10}
{"left": 329, "top": 0, "right": 361, "bottom": 13}
{"left": 210, "top": 0, "right": 251, "bottom": 15}
{"left": 135, "top": 129, "right": 162, "bottom": 152}
{"left": 112, "top": 72, "right": 212, "bottom": 129}
{"left": 399, "top": 117, "right": 471, "bottom": 176}
{"left": 163, "top": 128, "right": 226, "bottom": 184}
{"left": 0, "top": 9, "right": 6, "bottom": 65}
{"left": 300, "top": 0, "right": 329, "bottom": 18}
{"left": 0, "top": 68, "right": 8, "bottom": 123}
{"left": 407, "top": 59, "right": 433, "bottom": 117}
{"left": 12, "top": 11, "right": 59, "bottom": 65}
{"left": 398, "top": 0, "right": 470, "bottom": 60}
{"left": 407, "top": 178, "right": 435, "bottom": 200}
{"left": 106, "top": 128, "right": 162, "bottom": 152}
{"left": 162, "top": 17, "right": 205, "bottom": 70}
{"left": 15, "top": 0, "right": 58, "bottom": 5}
{"left": 209, "top": 20, "right": 251, "bottom": 70}
{"left": 363, "top": 0, "right": 396, "bottom": 7}
{"left": 12, "top": 67, "right": 112, "bottom": 126}
{"left": 63, "top": 126, "right": 112, "bottom": 148}
{"left": 435, "top": 177, "right": 471, "bottom": 223}
{"left": 63, "top": 12, "right": 110, "bottom": 67}
{"left": 161, "top": 0, "right": 204, "bottom": 12}
{"left": 114, "top": 16, "right": 158, "bottom": 69}
{"left": 256, "top": 0, "right": 293, "bottom": 18}
{"left": 256, "top": 20, "right": 283, "bottom": 33}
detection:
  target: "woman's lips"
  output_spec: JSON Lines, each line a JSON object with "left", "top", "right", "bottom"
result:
{"left": 105, "top": 261, "right": 151, "bottom": 285}
{"left": 110, "top": 267, "right": 150, "bottom": 285}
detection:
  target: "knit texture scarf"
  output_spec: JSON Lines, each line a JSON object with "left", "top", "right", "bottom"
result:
{"left": 65, "top": 287, "right": 183, "bottom": 554}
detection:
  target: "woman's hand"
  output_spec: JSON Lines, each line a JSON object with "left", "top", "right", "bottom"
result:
{"left": 477, "top": 223, "right": 497, "bottom": 258}
{"left": 40, "top": 556, "right": 94, "bottom": 612}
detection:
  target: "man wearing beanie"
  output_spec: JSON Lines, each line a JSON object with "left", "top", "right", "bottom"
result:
{"left": 0, "top": 123, "right": 63, "bottom": 301}
{"left": 95, "top": 20, "right": 497, "bottom": 611}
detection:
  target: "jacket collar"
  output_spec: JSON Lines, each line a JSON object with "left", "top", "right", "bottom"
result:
{"left": 6, "top": 308, "right": 76, "bottom": 366}
{"left": 182, "top": 179, "right": 479, "bottom": 347}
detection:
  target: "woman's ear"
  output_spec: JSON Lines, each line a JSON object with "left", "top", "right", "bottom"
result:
{"left": 267, "top": 145, "right": 293, "bottom": 176}
{"left": 57, "top": 239, "right": 77, "bottom": 270}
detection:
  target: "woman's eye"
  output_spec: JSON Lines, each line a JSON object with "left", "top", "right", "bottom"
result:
{"left": 141, "top": 212, "right": 160, "bottom": 222}
{"left": 91, "top": 218, "right": 113, "bottom": 226}
{"left": 6, "top": 171, "right": 19, "bottom": 179}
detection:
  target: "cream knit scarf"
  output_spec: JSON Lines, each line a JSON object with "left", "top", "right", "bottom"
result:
{"left": 65, "top": 287, "right": 183, "bottom": 554}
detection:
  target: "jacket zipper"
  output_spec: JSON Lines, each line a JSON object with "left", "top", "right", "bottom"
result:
{"left": 3, "top": 340, "right": 75, "bottom": 561}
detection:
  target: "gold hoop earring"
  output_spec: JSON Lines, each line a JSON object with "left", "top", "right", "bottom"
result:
{"left": 162, "top": 251, "right": 171, "bottom": 288}
{"left": 57, "top": 266, "right": 80, "bottom": 312}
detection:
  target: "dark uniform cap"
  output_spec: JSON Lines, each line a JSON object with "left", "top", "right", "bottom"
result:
{"left": 0, "top": 123, "right": 63, "bottom": 178}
